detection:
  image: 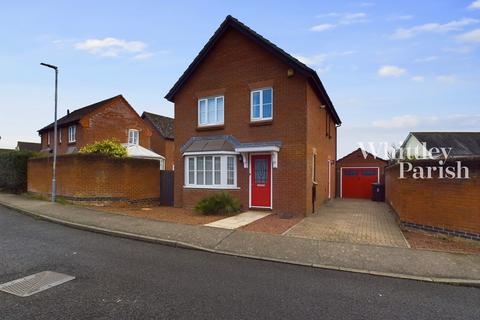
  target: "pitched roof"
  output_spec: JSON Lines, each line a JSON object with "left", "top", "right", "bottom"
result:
{"left": 164, "top": 15, "right": 341, "bottom": 125}
{"left": 180, "top": 135, "right": 282, "bottom": 154}
{"left": 16, "top": 141, "right": 41, "bottom": 152}
{"left": 409, "top": 132, "right": 480, "bottom": 156}
{"left": 38, "top": 95, "right": 123, "bottom": 133}
{"left": 141, "top": 112, "right": 174, "bottom": 140}
{"left": 337, "top": 148, "right": 388, "bottom": 162}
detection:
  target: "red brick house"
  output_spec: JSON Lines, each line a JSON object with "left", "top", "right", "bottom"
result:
{"left": 141, "top": 112, "right": 175, "bottom": 170}
{"left": 336, "top": 148, "right": 388, "bottom": 199}
{"left": 165, "top": 16, "right": 341, "bottom": 216}
{"left": 38, "top": 95, "right": 153, "bottom": 155}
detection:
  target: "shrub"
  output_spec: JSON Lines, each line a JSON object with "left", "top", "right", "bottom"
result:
{"left": 195, "top": 192, "right": 241, "bottom": 215}
{"left": 80, "top": 139, "right": 127, "bottom": 158}
{"left": 0, "top": 151, "right": 38, "bottom": 193}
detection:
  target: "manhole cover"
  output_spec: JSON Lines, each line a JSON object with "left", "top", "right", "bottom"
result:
{"left": 0, "top": 271, "right": 75, "bottom": 297}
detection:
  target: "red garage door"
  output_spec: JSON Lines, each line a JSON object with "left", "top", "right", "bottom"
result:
{"left": 341, "top": 167, "right": 379, "bottom": 199}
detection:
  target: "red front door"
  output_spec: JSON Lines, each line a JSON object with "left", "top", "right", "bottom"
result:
{"left": 251, "top": 154, "right": 271, "bottom": 207}
{"left": 341, "top": 167, "right": 379, "bottom": 199}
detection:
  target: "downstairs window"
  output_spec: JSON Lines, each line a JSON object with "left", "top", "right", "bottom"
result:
{"left": 185, "top": 155, "right": 237, "bottom": 188}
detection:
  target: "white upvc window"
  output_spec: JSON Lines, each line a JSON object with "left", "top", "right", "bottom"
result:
{"left": 47, "top": 132, "right": 51, "bottom": 145}
{"left": 128, "top": 129, "right": 139, "bottom": 145}
{"left": 59, "top": 129, "right": 62, "bottom": 144}
{"left": 251, "top": 88, "right": 273, "bottom": 121}
{"left": 68, "top": 125, "right": 76, "bottom": 143}
{"left": 198, "top": 96, "right": 224, "bottom": 126}
{"left": 185, "top": 155, "right": 237, "bottom": 188}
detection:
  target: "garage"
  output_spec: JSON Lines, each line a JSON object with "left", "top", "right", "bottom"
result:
{"left": 336, "top": 148, "right": 388, "bottom": 199}
{"left": 341, "top": 167, "right": 379, "bottom": 199}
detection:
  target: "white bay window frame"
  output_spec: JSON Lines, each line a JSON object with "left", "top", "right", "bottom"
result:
{"left": 198, "top": 96, "right": 224, "bottom": 127}
{"left": 184, "top": 154, "right": 237, "bottom": 189}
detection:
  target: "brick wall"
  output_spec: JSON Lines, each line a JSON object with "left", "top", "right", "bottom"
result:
{"left": 172, "top": 28, "right": 337, "bottom": 217}
{"left": 28, "top": 154, "right": 160, "bottom": 205}
{"left": 40, "top": 97, "right": 151, "bottom": 154}
{"left": 385, "top": 159, "right": 480, "bottom": 237}
{"left": 336, "top": 149, "right": 388, "bottom": 197}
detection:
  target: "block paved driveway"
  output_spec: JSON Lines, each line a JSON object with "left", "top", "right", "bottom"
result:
{"left": 285, "top": 199, "right": 409, "bottom": 248}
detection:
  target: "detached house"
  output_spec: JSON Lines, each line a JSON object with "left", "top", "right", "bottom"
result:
{"left": 166, "top": 16, "right": 341, "bottom": 216}
{"left": 38, "top": 95, "right": 164, "bottom": 165}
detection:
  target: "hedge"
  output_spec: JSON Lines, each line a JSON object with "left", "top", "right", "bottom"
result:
{"left": 0, "top": 151, "right": 38, "bottom": 193}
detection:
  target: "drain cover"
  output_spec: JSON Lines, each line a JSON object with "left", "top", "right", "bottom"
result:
{"left": 0, "top": 271, "right": 75, "bottom": 297}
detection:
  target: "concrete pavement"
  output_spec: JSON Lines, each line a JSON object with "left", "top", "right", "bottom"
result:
{"left": 1, "top": 193, "right": 479, "bottom": 285}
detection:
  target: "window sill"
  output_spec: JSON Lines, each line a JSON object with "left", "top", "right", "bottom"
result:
{"left": 249, "top": 119, "right": 273, "bottom": 127}
{"left": 196, "top": 124, "right": 224, "bottom": 131}
{"left": 183, "top": 185, "right": 240, "bottom": 190}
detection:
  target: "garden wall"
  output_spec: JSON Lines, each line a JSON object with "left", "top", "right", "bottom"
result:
{"left": 0, "top": 151, "right": 36, "bottom": 193}
{"left": 385, "top": 158, "right": 480, "bottom": 240}
{"left": 28, "top": 154, "right": 160, "bottom": 205}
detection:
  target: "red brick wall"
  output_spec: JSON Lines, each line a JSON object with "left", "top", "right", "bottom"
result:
{"left": 336, "top": 149, "right": 388, "bottom": 197}
{"left": 28, "top": 154, "right": 160, "bottom": 205}
{"left": 143, "top": 119, "right": 175, "bottom": 170}
{"left": 385, "top": 159, "right": 480, "bottom": 234}
{"left": 40, "top": 97, "right": 151, "bottom": 154}
{"left": 172, "top": 28, "right": 336, "bottom": 216}
{"left": 306, "top": 82, "right": 337, "bottom": 213}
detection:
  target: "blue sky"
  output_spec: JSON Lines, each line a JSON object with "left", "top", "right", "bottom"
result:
{"left": 1, "top": 0, "right": 479, "bottom": 157}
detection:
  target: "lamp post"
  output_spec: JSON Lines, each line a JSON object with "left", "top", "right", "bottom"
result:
{"left": 40, "top": 62, "right": 58, "bottom": 202}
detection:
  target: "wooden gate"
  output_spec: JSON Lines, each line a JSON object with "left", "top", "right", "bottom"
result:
{"left": 160, "top": 170, "right": 174, "bottom": 206}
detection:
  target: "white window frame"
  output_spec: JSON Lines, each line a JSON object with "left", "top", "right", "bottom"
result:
{"left": 68, "top": 125, "right": 76, "bottom": 143}
{"left": 198, "top": 96, "right": 224, "bottom": 127}
{"left": 59, "top": 129, "right": 62, "bottom": 144}
{"left": 184, "top": 154, "right": 237, "bottom": 189}
{"left": 47, "top": 132, "right": 51, "bottom": 145}
{"left": 128, "top": 129, "right": 139, "bottom": 145}
{"left": 250, "top": 88, "right": 273, "bottom": 122}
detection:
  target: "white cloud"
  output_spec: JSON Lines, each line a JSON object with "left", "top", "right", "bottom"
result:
{"left": 132, "top": 52, "right": 155, "bottom": 60}
{"left": 373, "top": 114, "right": 480, "bottom": 129}
{"left": 456, "top": 28, "right": 480, "bottom": 42}
{"left": 436, "top": 74, "right": 457, "bottom": 84}
{"left": 391, "top": 18, "right": 479, "bottom": 39}
{"left": 295, "top": 53, "right": 327, "bottom": 66}
{"left": 311, "top": 12, "right": 368, "bottom": 32}
{"left": 310, "top": 24, "right": 335, "bottom": 32}
{"left": 74, "top": 37, "right": 147, "bottom": 57}
{"left": 411, "top": 76, "right": 425, "bottom": 82}
{"left": 468, "top": 0, "right": 480, "bottom": 9}
{"left": 378, "top": 65, "right": 406, "bottom": 77}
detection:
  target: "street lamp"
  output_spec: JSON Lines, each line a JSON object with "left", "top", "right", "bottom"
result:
{"left": 40, "top": 62, "right": 58, "bottom": 202}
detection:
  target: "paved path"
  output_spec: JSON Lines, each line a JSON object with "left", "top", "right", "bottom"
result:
{"left": 286, "top": 199, "right": 409, "bottom": 248}
{"left": 1, "top": 193, "right": 479, "bottom": 284}
{"left": 205, "top": 210, "right": 271, "bottom": 229}
{"left": 2, "top": 206, "right": 480, "bottom": 319}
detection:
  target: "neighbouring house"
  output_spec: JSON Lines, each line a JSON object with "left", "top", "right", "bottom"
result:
{"left": 165, "top": 16, "right": 341, "bottom": 217}
{"left": 16, "top": 141, "right": 41, "bottom": 152}
{"left": 336, "top": 148, "right": 388, "bottom": 199}
{"left": 400, "top": 132, "right": 480, "bottom": 159}
{"left": 142, "top": 112, "right": 175, "bottom": 170}
{"left": 386, "top": 131, "right": 480, "bottom": 240}
{"left": 37, "top": 95, "right": 165, "bottom": 167}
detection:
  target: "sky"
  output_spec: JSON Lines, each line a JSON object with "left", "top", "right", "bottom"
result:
{"left": 1, "top": 0, "right": 479, "bottom": 158}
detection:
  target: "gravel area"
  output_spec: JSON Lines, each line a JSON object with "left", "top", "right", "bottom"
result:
{"left": 241, "top": 213, "right": 302, "bottom": 234}
{"left": 403, "top": 229, "right": 480, "bottom": 254}
{"left": 90, "top": 205, "right": 224, "bottom": 225}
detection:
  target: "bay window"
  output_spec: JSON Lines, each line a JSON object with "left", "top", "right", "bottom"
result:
{"left": 185, "top": 155, "right": 237, "bottom": 188}
{"left": 198, "top": 96, "right": 224, "bottom": 126}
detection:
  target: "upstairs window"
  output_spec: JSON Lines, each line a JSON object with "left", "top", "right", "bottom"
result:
{"left": 59, "top": 129, "right": 62, "bottom": 144}
{"left": 68, "top": 125, "right": 76, "bottom": 143}
{"left": 47, "top": 132, "right": 51, "bottom": 145}
{"left": 251, "top": 88, "right": 273, "bottom": 121}
{"left": 198, "top": 96, "right": 224, "bottom": 126}
{"left": 128, "top": 129, "right": 139, "bottom": 145}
